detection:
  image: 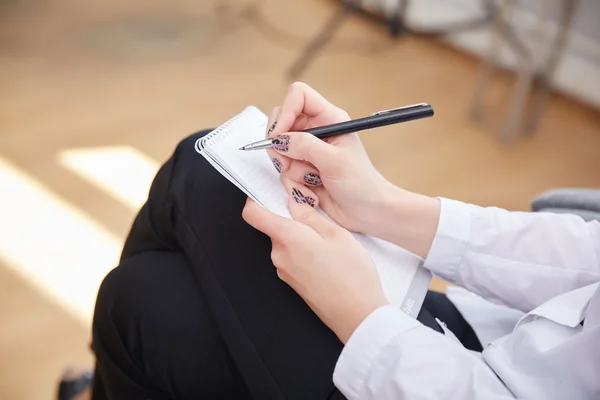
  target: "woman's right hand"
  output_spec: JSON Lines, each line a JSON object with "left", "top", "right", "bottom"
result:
{"left": 265, "top": 82, "right": 401, "bottom": 236}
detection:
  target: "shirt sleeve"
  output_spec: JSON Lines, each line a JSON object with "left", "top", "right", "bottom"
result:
{"left": 333, "top": 305, "right": 515, "bottom": 400}
{"left": 425, "top": 198, "right": 600, "bottom": 312}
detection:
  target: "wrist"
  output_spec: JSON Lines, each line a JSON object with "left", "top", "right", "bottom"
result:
{"left": 366, "top": 185, "right": 441, "bottom": 259}
{"left": 335, "top": 297, "right": 389, "bottom": 344}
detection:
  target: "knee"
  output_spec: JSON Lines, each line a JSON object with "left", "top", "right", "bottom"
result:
{"left": 169, "top": 128, "right": 219, "bottom": 180}
{"left": 93, "top": 251, "right": 190, "bottom": 331}
{"left": 92, "top": 251, "right": 245, "bottom": 396}
{"left": 167, "top": 128, "right": 215, "bottom": 179}
{"left": 174, "top": 128, "right": 214, "bottom": 160}
{"left": 167, "top": 127, "right": 246, "bottom": 213}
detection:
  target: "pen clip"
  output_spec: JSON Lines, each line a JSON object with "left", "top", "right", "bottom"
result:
{"left": 372, "top": 102, "right": 429, "bottom": 116}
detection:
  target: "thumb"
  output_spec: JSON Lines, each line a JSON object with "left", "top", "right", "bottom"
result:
{"left": 242, "top": 198, "right": 294, "bottom": 241}
{"left": 272, "top": 132, "right": 343, "bottom": 175}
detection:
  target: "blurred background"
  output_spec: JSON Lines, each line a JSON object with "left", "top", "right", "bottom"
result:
{"left": 1, "top": 0, "right": 600, "bottom": 398}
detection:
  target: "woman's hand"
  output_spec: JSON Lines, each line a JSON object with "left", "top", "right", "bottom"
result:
{"left": 266, "top": 82, "right": 441, "bottom": 259}
{"left": 242, "top": 179, "right": 389, "bottom": 344}
{"left": 265, "top": 82, "right": 397, "bottom": 235}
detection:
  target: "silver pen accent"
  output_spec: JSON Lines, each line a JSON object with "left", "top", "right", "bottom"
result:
{"left": 372, "top": 102, "right": 428, "bottom": 116}
{"left": 239, "top": 138, "right": 273, "bottom": 151}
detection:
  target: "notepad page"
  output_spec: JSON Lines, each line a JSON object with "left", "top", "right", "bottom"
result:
{"left": 197, "top": 106, "right": 431, "bottom": 316}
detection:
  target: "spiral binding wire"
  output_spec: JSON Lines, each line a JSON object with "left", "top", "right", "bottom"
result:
{"left": 194, "top": 111, "right": 245, "bottom": 154}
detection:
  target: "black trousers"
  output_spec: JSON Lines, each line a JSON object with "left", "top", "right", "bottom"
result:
{"left": 91, "top": 130, "right": 481, "bottom": 400}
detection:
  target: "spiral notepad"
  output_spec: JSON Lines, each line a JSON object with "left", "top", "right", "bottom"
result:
{"left": 195, "top": 106, "right": 431, "bottom": 316}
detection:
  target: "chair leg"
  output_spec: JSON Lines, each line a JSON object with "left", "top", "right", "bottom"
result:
{"left": 389, "top": 0, "right": 410, "bottom": 37}
{"left": 286, "top": 0, "right": 355, "bottom": 80}
{"left": 499, "top": 0, "right": 550, "bottom": 144}
{"left": 525, "top": 0, "right": 579, "bottom": 133}
{"left": 469, "top": 0, "right": 516, "bottom": 123}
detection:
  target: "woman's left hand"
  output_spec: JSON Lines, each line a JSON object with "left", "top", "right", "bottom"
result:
{"left": 242, "top": 179, "right": 389, "bottom": 344}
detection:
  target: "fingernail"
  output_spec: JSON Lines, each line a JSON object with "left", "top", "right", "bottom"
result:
{"left": 272, "top": 158, "right": 283, "bottom": 173}
{"left": 305, "top": 196, "right": 316, "bottom": 207}
{"left": 266, "top": 121, "right": 277, "bottom": 138}
{"left": 292, "top": 188, "right": 307, "bottom": 204}
{"left": 272, "top": 135, "right": 290, "bottom": 152}
{"left": 303, "top": 173, "right": 322, "bottom": 186}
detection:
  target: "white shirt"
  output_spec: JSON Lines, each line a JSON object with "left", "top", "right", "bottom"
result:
{"left": 333, "top": 198, "right": 600, "bottom": 400}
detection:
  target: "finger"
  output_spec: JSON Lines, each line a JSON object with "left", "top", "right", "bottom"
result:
{"left": 271, "top": 131, "right": 344, "bottom": 176}
{"left": 264, "top": 106, "right": 289, "bottom": 174}
{"left": 270, "top": 245, "right": 294, "bottom": 288}
{"left": 267, "top": 149, "right": 291, "bottom": 175}
{"left": 281, "top": 82, "right": 330, "bottom": 123}
{"left": 282, "top": 179, "right": 339, "bottom": 237}
{"left": 308, "top": 186, "right": 340, "bottom": 226}
{"left": 289, "top": 114, "right": 310, "bottom": 132}
{"left": 265, "top": 107, "right": 291, "bottom": 174}
{"left": 277, "top": 82, "right": 345, "bottom": 133}
{"left": 270, "top": 243, "right": 288, "bottom": 276}
{"left": 242, "top": 198, "right": 297, "bottom": 240}
{"left": 265, "top": 106, "right": 281, "bottom": 139}
{"left": 283, "top": 160, "right": 322, "bottom": 187}
{"left": 281, "top": 177, "right": 318, "bottom": 209}
{"left": 268, "top": 152, "right": 288, "bottom": 175}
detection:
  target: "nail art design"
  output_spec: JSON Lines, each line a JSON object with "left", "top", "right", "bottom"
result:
{"left": 272, "top": 158, "right": 283, "bottom": 173}
{"left": 303, "top": 173, "right": 322, "bottom": 186}
{"left": 272, "top": 135, "right": 290, "bottom": 152}
{"left": 292, "top": 188, "right": 307, "bottom": 204}
{"left": 305, "top": 196, "right": 316, "bottom": 207}
{"left": 266, "top": 121, "right": 277, "bottom": 138}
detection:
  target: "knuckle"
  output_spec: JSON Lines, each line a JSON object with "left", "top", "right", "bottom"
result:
{"left": 335, "top": 107, "right": 350, "bottom": 120}
{"left": 328, "top": 225, "right": 349, "bottom": 240}
{"left": 283, "top": 233, "right": 302, "bottom": 249}
{"left": 241, "top": 203, "right": 253, "bottom": 222}
{"left": 270, "top": 248, "right": 283, "bottom": 267}
{"left": 290, "top": 81, "right": 306, "bottom": 92}
{"left": 295, "top": 208, "right": 315, "bottom": 224}
{"left": 276, "top": 269, "right": 287, "bottom": 282}
{"left": 294, "top": 133, "right": 312, "bottom": 155}
{"left": 335, "top": 149, "right": 352, "bottom": 167}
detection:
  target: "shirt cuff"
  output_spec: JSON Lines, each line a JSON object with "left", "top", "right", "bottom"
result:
{"left": 333, "top": 305, "right": 421, "bottom": 399}
{"left": 424, "top": 198, "right": 473, "bottom": 283}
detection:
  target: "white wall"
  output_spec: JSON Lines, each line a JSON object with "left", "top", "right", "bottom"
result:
{"left": 404, "top": 0, "right": 600, "bottom": 109}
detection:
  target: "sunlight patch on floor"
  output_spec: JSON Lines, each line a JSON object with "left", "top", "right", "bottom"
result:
{"left": 0, "top": 157, "right": 124, "bottom": 324}
{"left": 57, "top": 146, "right": 160, "bottom": 211}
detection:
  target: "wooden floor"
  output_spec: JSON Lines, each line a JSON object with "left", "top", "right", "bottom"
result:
{"left": 2, "top": 0, "right": 600, "bottom": 398}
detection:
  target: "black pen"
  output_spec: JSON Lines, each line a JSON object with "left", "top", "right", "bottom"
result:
{"left": 238, "top": 102, "right": 434, "bottom": 151}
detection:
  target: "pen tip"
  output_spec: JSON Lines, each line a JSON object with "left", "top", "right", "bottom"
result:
{"left": 238, "top": 147, "right": 245, "bottom": 151}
